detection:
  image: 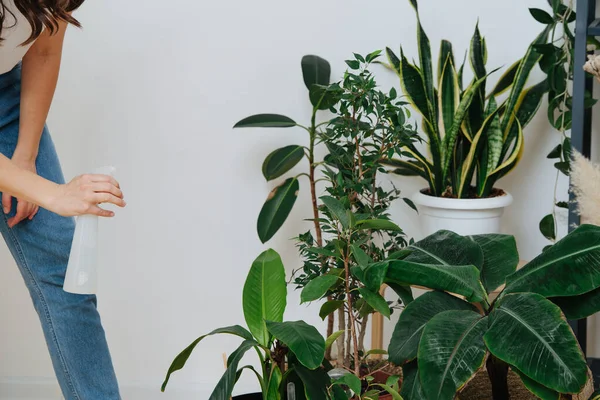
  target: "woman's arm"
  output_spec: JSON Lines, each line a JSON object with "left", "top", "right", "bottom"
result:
{"left": 0, "top": 153, "right": 125, "bottom": 217}
{"left": 4, "top": 19, "right": 68, "bottom": 226}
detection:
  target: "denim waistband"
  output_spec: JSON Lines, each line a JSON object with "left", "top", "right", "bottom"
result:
{"left": 0, "top": 63, "right": 21, "bottom": 90}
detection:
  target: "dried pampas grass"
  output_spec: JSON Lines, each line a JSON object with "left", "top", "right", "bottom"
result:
{"left": 571, "top": 150, "right": 600, "bottom": 226}
{"left": 584, "top": 54, "right": 600, "bottom": 82}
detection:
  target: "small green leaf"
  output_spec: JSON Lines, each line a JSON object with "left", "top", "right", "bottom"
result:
{"left": 262, "top": 145, "right": 304, "bottom": 181}
{"left": 375, "top": 384, "right": 404, "bottom": 400}
{"left": 547, "top": 145, "right": 562, "bottom": 159}
{"left": 257, "top": 178, "right": 299, "bottom": 243}
{"left": 556, "top": 201, "right": 569, "bottom": 209}
{"left": 321, "top": 196, "right": 349, "bottom": 229}
{"left": 334, "top": 374, "right": 362, "bottom": 396}
{"left": 319, "top": 300, "right": 344, "bottom": 320}
{"left": 555, "top": 161, "right": 570, "bottom": 176}
{"left": 351, "top": 244, "right": 372, "bottom": 266}
{"left": 309, "top": 84, "right": 341, "bottom": 110}
{"left": 301, "top": 55, "right": 331, "bottom": 89}
{"left": 266, "top": 320, "right": 325, "bottom": 370}
{"left": 306, "top": 247, "right": 338, "bottom": 257}
{"left": 356, "top": 219, "right": 402, "bottom": 231}
{"left": 234, "top": 114, "right": 296, "bottom": 128}
{"left": 403, "top": 198, "right": 418, "bottom": 213}
{"left": 301, "top": 275, "right": 339, "bottom": 303}
{"left": 529, "top": 8, "right": 555, "bottom": 24}
{"left": 346, "top": 60, "right": 360, "bottom": 70}
{"left": 325, "top": 330, "right": 345, "bottom": 350}
{"left": 358, "top": 288, "right": 391, "bottom": 318}
{"left": 539, "top": 214, "right": 556, "bottom": 241}
{"left": 365, "top": 349, "right": 388, "bottom": 357}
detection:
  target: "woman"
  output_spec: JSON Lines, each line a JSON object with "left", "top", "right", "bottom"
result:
{"left": 1, "top": 1, "right": 123, "bottom": 399}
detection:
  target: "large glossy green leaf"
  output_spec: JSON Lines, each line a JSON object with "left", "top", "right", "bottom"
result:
{"left": 333, "top": 373, "right": 362, "bottom": 397}
{"left": 234, "top": 114, "right": 296, "bottom": 128}
{"left": 301, "top": 55, "right": 331, "bottom": 90}
{"left": 355, "top": 219, "right": 402, "bottom": 231}
{"left": 363, "top": 261, "right": 389, "bottom": 292}
{"left": 387, "top": 282, "right": 414, "bottom": 306}
{"left": 388, "top": 291, "right": 476, "bottom": 365}
{"left": 266, "top": 320, "right": 325, "bottom": 370}
{"left": 419, "top": 311, "right": 488, "bottom": 400}
{"left": 504, "top": 224, "right": 600, "bottom": 297}
{"left": 243, "top": 249, "right": 286, "bottom": 347}
{"left": 209, "top": 339, "right": 260, "bottom": 400}
{"left": 262, "top": 145, "right": 304, "bottom": 181}
{"left": 401, "top": 361, "right": 427, "bottom": 400}
{"left": 320, "top": 196, "right": 349, "bottom": 230}
{"left": 552, "top": 286, "right": 600, "bottom": 320}
{"left": 292, "top": 362, "right": 330, "bottom": 400}
{"left": 469, "top": 234, "right": 519, "bottom": 293}
{"left": 438, "top": 55, "right": 460, "bottom": 139}
{"left": 358, "top": 288, "right": 390, "bottom": 318}
{"left": 257, "top": 177, "right": 299, "bottom": 243}
{"left": 485, "top": 293, "right": 587, "bottom": 393}
{"left": 309, "top": 83, "right": 340, "bottom": 110}
{"left": 490, "top": 60, "right": 521, "bottom": 96}
{"left": 387, "top": 260, "right": 486, "bottom": 303}
{"left": 405, "top": 230, "right": 484, "bottom": 269}
{"left": 301, "top": 275, "right": 339, "bottom": 303}
{"left": 514, "top": 368, "right": 559, "bottom": 400}
{"left": 161, "top": 325, "right": 253, "bottom": 391}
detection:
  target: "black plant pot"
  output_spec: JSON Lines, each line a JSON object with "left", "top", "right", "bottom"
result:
{"left": 233, "top": 393, "right": 262, "bottom": 400}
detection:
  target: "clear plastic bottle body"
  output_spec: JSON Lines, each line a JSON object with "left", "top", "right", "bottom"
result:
{"left": 63, "top": 166, "right": 115, "bottom": 294}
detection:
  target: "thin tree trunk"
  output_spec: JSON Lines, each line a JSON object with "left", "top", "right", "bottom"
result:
{"left": 336, "top": 307, "right": 345, "bottom": 366}
{"left": 358, "top": 314, "right": 369, "bottom": 353}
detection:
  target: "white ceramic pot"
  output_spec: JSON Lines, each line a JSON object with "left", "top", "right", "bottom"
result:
{"left": 413, "top": 189, "right": 513, "bottom": 236}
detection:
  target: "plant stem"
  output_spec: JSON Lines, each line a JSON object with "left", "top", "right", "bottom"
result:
{"left": 344, "top": 241, "right": 361, "bottom": 377}
{"left": 337, "top": 307, "right": 346, "bottom": 364}
{"left": 358, "top": 314, "right": 369, "bottom": 353}
{"left": 487, "top": 356, "right": 510, "bottom": 400}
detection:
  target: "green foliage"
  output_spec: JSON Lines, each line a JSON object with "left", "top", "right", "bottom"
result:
{"left": 387, "top": 225, "right": 600, "bottom": 400}
{"left": 384, "top": 0, "right": 549, "bottom": 198}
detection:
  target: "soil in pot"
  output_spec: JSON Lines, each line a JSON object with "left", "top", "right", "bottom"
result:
{"left": 233, "top": 393, "right": 262, "bottom": 400}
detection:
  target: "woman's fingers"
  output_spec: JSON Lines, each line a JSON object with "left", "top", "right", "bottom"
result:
{"left": 87, "top": 205, "right": 115, "bottom": 218}
{"left": 92, "top": 192, "right": 126, "bottom": 208}
{"left": 29, "top": 205, "right": 39, "bottom": 220}
{"left": 2, "top": 192, "right": 11, "bottom": 214}
{"left": 89, "top": 181, "right": 123, "bottom": 199}
{"left": 8, "top": 200, "right": 35, "bottom": 228}
{"left": 85, "top": 174, "right": 120, "bottom": 188}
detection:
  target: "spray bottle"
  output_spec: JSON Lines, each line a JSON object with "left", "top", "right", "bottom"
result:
{"left": 63, "top": 166, "right": 116, "bottom": 294}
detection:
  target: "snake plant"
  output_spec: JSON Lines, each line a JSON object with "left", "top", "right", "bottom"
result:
{"left": 385, "top": 0, "right": 550, "bottom": 198}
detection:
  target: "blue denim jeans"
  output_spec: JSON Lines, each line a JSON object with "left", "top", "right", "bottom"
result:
{"left": 0, "top": 65, "right": 120, "bottom": 399}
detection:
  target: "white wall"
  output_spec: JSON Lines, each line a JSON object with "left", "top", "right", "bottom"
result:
{"left": 0, "top": 0, "right": 594, "bottom": 398}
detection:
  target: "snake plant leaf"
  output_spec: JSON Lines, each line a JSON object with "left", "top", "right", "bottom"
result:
{"left": 419, "top": 311, "right": 488, "bottom": 400}
{"left": 257, "top": 177, "right": 299, "bottom": 243}
{"left": 266, "top": 320, "right": 325, "bottom": 370}
{"left": 514, "top": 368, "right": 560, "bottom": 400}
{"left": 552, "top": 286, "right": 600, "bottom": 320}
{"left": 438, "top": 55, "right": 460, "bottom": 140}
{"left": 490, "top": 60, "right": 522, "bottom": 97}
{"left": 404, "top": 229, "right": 484, "bottom": 269}
{"left": 468, "top": 24, "right": 487, "bottom": 134}
{"left": 483, "top": 97, "right": 503, "bottom": 178}
{"left": 243, "top": 249, "right": 287, "bottom": 347}
{"left": 504, "top": 79, "right": 549, "bottom": 146}
{"left": 401, "top": 360, "right": 427, "bottom": 400}
{"left": 234, "top": 114, "right": 297, "bottom": 128}
{"left": 209, "top": 340, "right": 261, "bottom": 400}
{"left": 409, "top": 0, "right": 436, "bottom": 121}
{"left": 387, "top": 260, "right": 486, "bottom": 303}
{"left": 161, "top": 325, "right": 254, "bottom": 391}
{"left": 487, "top": 118, "right": 524, "bottom": 180}
{"left": 469, "top": 234, "right": 519, "bottom": 294}
{"left": 262, "top": 145, "right": 305, "bottom": 181}
{"left": 438, "top": 40, "right": 455, "bottom": 82}
{"left": 500, "top": 27, "right": 550, "bottom": 136}
{"left": 485, "top": 293, "right": 587, "bottom": 393}
{"left": 386, "top": 158, "right": 429, "bottom": 179}
{"left": 301, "top": 55, "right": 331, "bottom": 90}
{"left": 504, "top": 224, "right": 600, "bottom": 297}
{"left": 388, "top": 291, "right": 476, "bottom": 365}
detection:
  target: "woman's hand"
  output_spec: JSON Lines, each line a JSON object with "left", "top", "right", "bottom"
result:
{"left": 2, "top": 156, "right": 39, "bottom": 228}
{"left": 46, "top": 174, "right": 126, "bottom": 218}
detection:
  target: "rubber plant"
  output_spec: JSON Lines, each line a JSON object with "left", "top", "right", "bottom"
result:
{"left": 383, "top": 0, "right": 551, "bottom": 198}
{"left": 161, "top": 249, "right": 332, "bottom": 399}
{"left": 293, "top": 54, "right": 417, "bottom": 383}
{"left": 531, "top": 0, "right": 598, "bottom": 244}
{"left": 382, "top": 225, "right": 600, "bottom": 399}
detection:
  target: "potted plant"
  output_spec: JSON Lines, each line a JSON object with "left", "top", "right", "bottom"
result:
{"left": 234, "top": 54, "right": 417, "bottom": 398}
{"left": 383, "top": 0, "right": 551, "bottom": 235}
{"left": 380, "top": 225, "right": 600, "bottom": 399}
{"left": 161, "top": 249, "right": 332, "bottom": 399}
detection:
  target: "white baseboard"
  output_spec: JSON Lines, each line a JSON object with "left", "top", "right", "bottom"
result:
{"left": 0, "top": 378, "right": 209, "bottom": 400}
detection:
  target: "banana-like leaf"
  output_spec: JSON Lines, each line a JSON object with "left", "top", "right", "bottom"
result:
{"left": 262, "top": 145, "right": 305, "bottom": 181}
{"left": 404, "top": 229, "right": 484, "bottom": 269}
{"left": 301, "top": 55, "right": 331, "bottom": 90}
{"left": 266, "top": 365, "right": 282, "bottom": 400}
{"left": 490, "top": 60, "right": 521, "bottom": 97}
{"left": 292, "top": 361, "right": 331, "bottom": 400}
{"left": 209, "top": 340, "right": 261, "bottom": 400}
{"left": 485, "top": 293, "right": 588, "bottom": 393}
{"left": 552, "top": 286, "right": 600, "bottom": 320}
{"left": 469, "top": 234, "right": 519, "bottom": 294}
{"left": 409, "top": 0, "right": 436, "bottom": 122}
{"left": 438, "top": 40, "right": 455, "bottom": 82}
{"left": 500, "top": 27, "right": 550, "bottom": 136}
{"left": 388, "top": 291, "right": 476, "bottom": 364}
{"left": 401, "top": 360, "right": 427, "bottom": 400}
{"left": 457, "top": 106, "right": 502, "bottom": 197}
{"left": 438, "top": 55, "right": 460, "bottom": 140}
{"left": 504, "top": 224, "right": 600, "bottom": 297}
{"left": 243, "top": 249, "right": 287, "bottom": 347}
{"left": 514, "top": 368, "right": 560, "bottom": 400}
{"left": 386, "top": 260, "right": 486, "bottom": 303}
{"left": 161, "top": 325, "right": 253, "bottom": 391}
{"left": 266, "top": 320, "right": 325, "bottom": 370}
{"left": 234, "top": 114, "right": 296, "bottom": 128}
{"left": 419, "top": 311, "right": 488, "bottom": 400}
{"left": 257, "top": 177, "right": 299, "bottom": 243}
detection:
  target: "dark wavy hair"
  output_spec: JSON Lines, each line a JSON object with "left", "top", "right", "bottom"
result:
{"left": 0, "top": 0, "right": 84, "bottom": 45}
